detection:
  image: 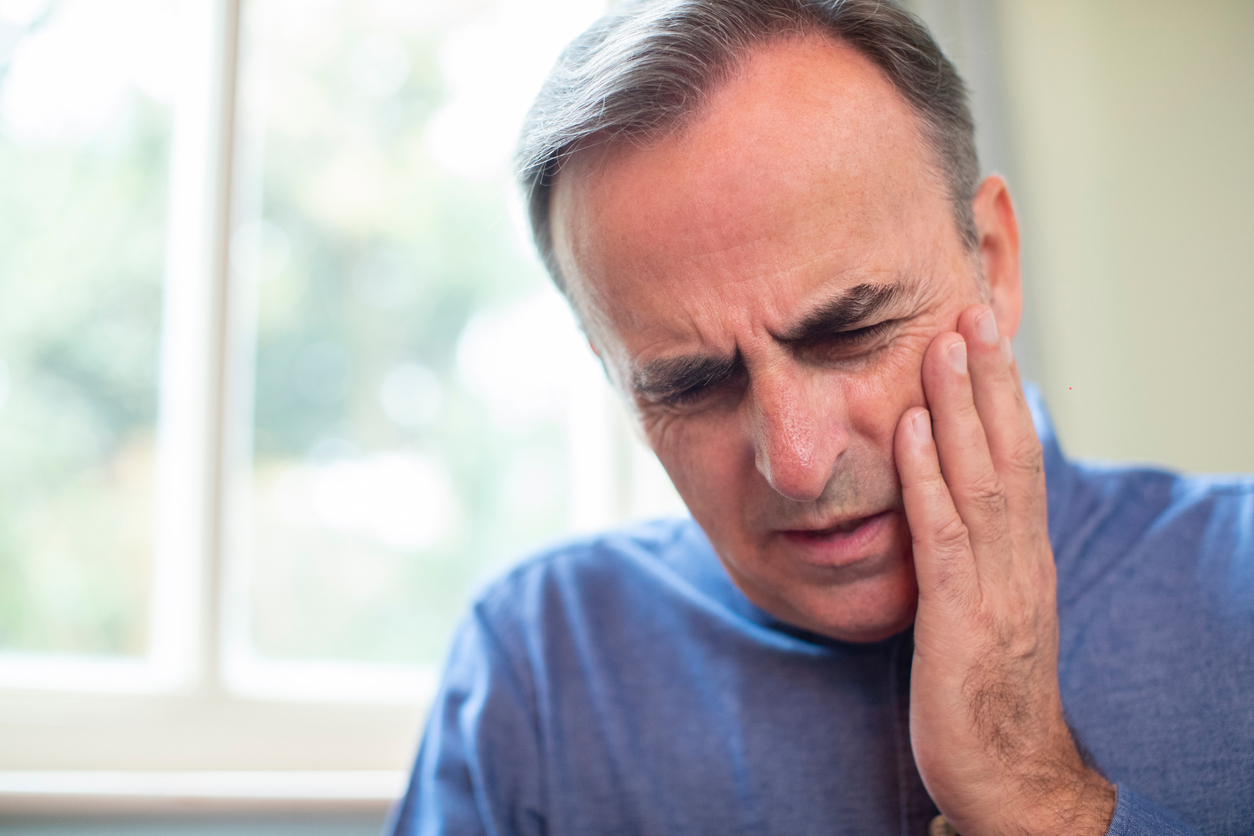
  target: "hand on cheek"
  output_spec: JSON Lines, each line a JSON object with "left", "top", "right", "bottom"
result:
{"left": 893, "top": 305, "right": 1116, "bottom": 836}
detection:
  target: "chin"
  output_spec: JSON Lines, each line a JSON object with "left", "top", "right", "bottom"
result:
{"left": 821, "top": 604, "right": 918, "bottom": 643}
{"left": 767, "top": 562, "right": 920, "bottom": 643}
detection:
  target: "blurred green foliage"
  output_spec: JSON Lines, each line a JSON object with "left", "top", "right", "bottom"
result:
{"left": 0, "top": 0, "right": 578, "bottom": 670}
{"left": 242, "top": 2, "right": 570, "bottom": 665}
{"left": 0, "top": 82, "right": 169, "bottom": 655}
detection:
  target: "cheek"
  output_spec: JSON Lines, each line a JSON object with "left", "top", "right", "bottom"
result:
{"left": 645, "top": 413, "right": 749, "bottom": 511}
{"left": 841, "top": 341, "right": 929, "bottom": 445}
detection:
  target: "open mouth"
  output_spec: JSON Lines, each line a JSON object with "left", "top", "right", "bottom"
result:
{"left": 775, "top": 510, "right": 897, "bottom": 568}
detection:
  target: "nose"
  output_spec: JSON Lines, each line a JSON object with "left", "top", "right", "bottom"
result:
{"left": 748, "top": 367, "right": 848, "bottom": 503}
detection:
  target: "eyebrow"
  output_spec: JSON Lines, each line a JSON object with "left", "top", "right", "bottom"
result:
{"left": 632, "top": 352, "right": 743, "bottom": 399}
{"left": 629, "top": 280, "right": 907, "bottom": 398}
{"left": 775, "top": 282, "right": 904, "bottom": 344}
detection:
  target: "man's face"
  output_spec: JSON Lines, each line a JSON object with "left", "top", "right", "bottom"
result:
{"left": 551, "top": 36, "right": 1012, "bottom": 642}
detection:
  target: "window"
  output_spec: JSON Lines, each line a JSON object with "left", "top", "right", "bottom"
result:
{"left": 0, "top": 0, "right": 195, "bottom": 694}
{"left": 0, "top": 0, "right": 683, "bottom": 789}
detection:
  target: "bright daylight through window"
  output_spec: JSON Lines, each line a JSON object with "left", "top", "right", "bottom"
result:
{"left": 0, "top": 0, "right": 178, "bottom": 680}
{"left": 222, "top": 0, "right": 642, "bottom": 700}
{"left": 0, "top": 0, "right": 683, "bottom": 727}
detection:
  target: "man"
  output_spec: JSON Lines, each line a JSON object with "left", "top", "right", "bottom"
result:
{"left": 388, "top": 1, "right": 1253, "bottom": 833}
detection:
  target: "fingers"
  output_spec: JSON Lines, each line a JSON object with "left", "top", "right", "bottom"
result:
{"left": 955, "top": 306, "right": 1044, "bottom": 502}
{"left": 921, "top": 330, "right": 1013, "bottom": 570}
{"left": 894, "top": 407, "right": 978, "bottom": 604}
{"left": 954, "top": 307, "right": 1048, "bottom": 561}
{"left": 901, "top": 304, "right": 1049, "bottom": 600}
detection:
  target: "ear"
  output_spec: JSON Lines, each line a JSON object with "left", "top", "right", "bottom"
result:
{"left": 971, "top": 174, "right": 1022, "bottom": 340}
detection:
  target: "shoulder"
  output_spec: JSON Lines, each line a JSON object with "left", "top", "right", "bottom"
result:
{"left": 1026, "top": 384, "right": 1251, "bottom": 562}
{"left": 1054, "top": 458, "right": 1254, "bottom": 623}
{"left": 1054, "top": 464, "right": 1254, "bottom": 826}
{"left": 476, "top": 516, "right": 698, "bottom": 605}
{"left": 465, "top": 517, "right": 708, "bottom": 650}
{"left": 1057, "top": 458, "right": 1254, "bottom": 556}
{"left": 442, "top": 516, "right": 749, "bottom": 728}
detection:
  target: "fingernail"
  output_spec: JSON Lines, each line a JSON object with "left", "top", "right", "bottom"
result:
{"left": 976, "top": 309, "right": 999, "bottom": 346}
{"left": 912, "top": 410, "right": 932, "bottom": 443}
{"left": 948, "top": 339, "right": 967, "bottom": 375}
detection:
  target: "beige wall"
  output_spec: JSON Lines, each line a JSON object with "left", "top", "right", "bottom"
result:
{"left": 994, "top": 0, "right": 1254, "bottom": 472}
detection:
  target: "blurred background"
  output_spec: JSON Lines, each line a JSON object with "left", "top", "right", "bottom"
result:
{"left": 0, "top": 0, "right": 1249, "bottom": 832}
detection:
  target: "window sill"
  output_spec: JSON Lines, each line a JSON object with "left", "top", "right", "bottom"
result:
{"left": 0, "top": 770, "right": 405, "bottom": 816}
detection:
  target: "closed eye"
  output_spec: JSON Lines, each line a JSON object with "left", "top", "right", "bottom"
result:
{"left": 793, "top": 319, "right": 899, "bottom": 363}
{"left": 637, "top": 317, "right": 901, "bottom": 410}
{"left": 652, "top": 366, "right": 747, "bottom": 410}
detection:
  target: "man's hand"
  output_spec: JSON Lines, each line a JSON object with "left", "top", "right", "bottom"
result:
{"left": 893, "top": 304, "right": 1116, "bottom": 836}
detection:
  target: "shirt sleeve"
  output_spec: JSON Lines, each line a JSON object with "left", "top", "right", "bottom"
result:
{"left": 385, "top": 606, "right": 546, "bottom": 836}
{"left": 1104, "top": 784, "right": 1201, "bottom": 836}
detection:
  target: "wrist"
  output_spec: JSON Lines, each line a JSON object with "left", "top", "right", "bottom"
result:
{"left": 1005, "top": 767, "right": 1116, "bottom": 836}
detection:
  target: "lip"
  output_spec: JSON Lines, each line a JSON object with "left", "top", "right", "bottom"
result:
{"left": 775, "top": 509, "right": 898, "bottom": 568}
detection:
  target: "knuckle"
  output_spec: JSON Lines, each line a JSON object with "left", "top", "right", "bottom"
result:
{"left": 931, "top": 515, "right": 972, "bottom": 558}
{"left": 1030, "top": 558, "right": 1058, "bottom": 590}
{"left": 931, "top": 568, "right": 975, "bottom": 601}
{"left": 974, "top": 587, "right": 1052, "bottom": 659}
{"left": 969, "top": 600, "right": 999, "bottom": 635}
{"left": 956, "top": 394, "right": 982, "bottom": 425}
{"left": 966, "top": 478, "right": 1009, "bottom": 521}
{"left": 1006, "top": 436, "right": 1045, "bottom": 480}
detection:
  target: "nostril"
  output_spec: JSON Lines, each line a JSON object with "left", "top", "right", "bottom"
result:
{"left": 755, "top": 425, "right": 829, "bottom": 502}
{"left": 747, "top": 368, "right": 847, "bottom": 502}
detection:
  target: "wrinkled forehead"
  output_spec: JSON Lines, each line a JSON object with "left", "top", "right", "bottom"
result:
{"left": 549, "top": 35, "right": 953, "bottom": 344}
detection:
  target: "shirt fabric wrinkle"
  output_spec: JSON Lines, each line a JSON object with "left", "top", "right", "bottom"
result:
{"left": 387, "top": 386, "right": 1251, "bottom": 836}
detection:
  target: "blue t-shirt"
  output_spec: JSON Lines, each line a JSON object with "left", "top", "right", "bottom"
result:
{"left": 388, "top": 392, "right": 1254, "bottom": 835}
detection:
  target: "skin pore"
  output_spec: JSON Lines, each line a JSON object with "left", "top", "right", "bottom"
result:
{"left": 551, "top": 33, "right": 1020, "bottom": 643}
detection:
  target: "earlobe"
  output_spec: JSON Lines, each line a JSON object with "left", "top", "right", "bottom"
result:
{"left": 972, "top": 174, "right": 1023, "bottom": 340}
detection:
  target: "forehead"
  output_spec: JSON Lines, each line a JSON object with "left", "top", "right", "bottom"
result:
{"left": 550, "top": 34, "right": 957, "bottom": 353}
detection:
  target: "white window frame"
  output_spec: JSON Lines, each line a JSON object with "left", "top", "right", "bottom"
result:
{"left": 0, "top": 0, "right": 681, "bottom": 811}
{"left": 0, "top": 0, "right": 421, "bottom": 805}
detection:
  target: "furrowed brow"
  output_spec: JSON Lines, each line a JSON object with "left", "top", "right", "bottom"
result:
{"left": 776, "top": 282, "right": 905, "bottom": 344}
{"left": 632, "top": 352, "right": 742, "bottom": 398}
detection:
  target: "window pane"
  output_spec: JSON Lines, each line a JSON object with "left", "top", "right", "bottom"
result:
{"left": 231, "top": 0, "right": 606, "bottom": 669}
{"left": 0, "top": 1, "right": 181, "bottom": 656}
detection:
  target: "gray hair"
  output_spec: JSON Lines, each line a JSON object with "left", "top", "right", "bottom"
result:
{"left": 516, "top": 0, "right": 980, "bottom": 294}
